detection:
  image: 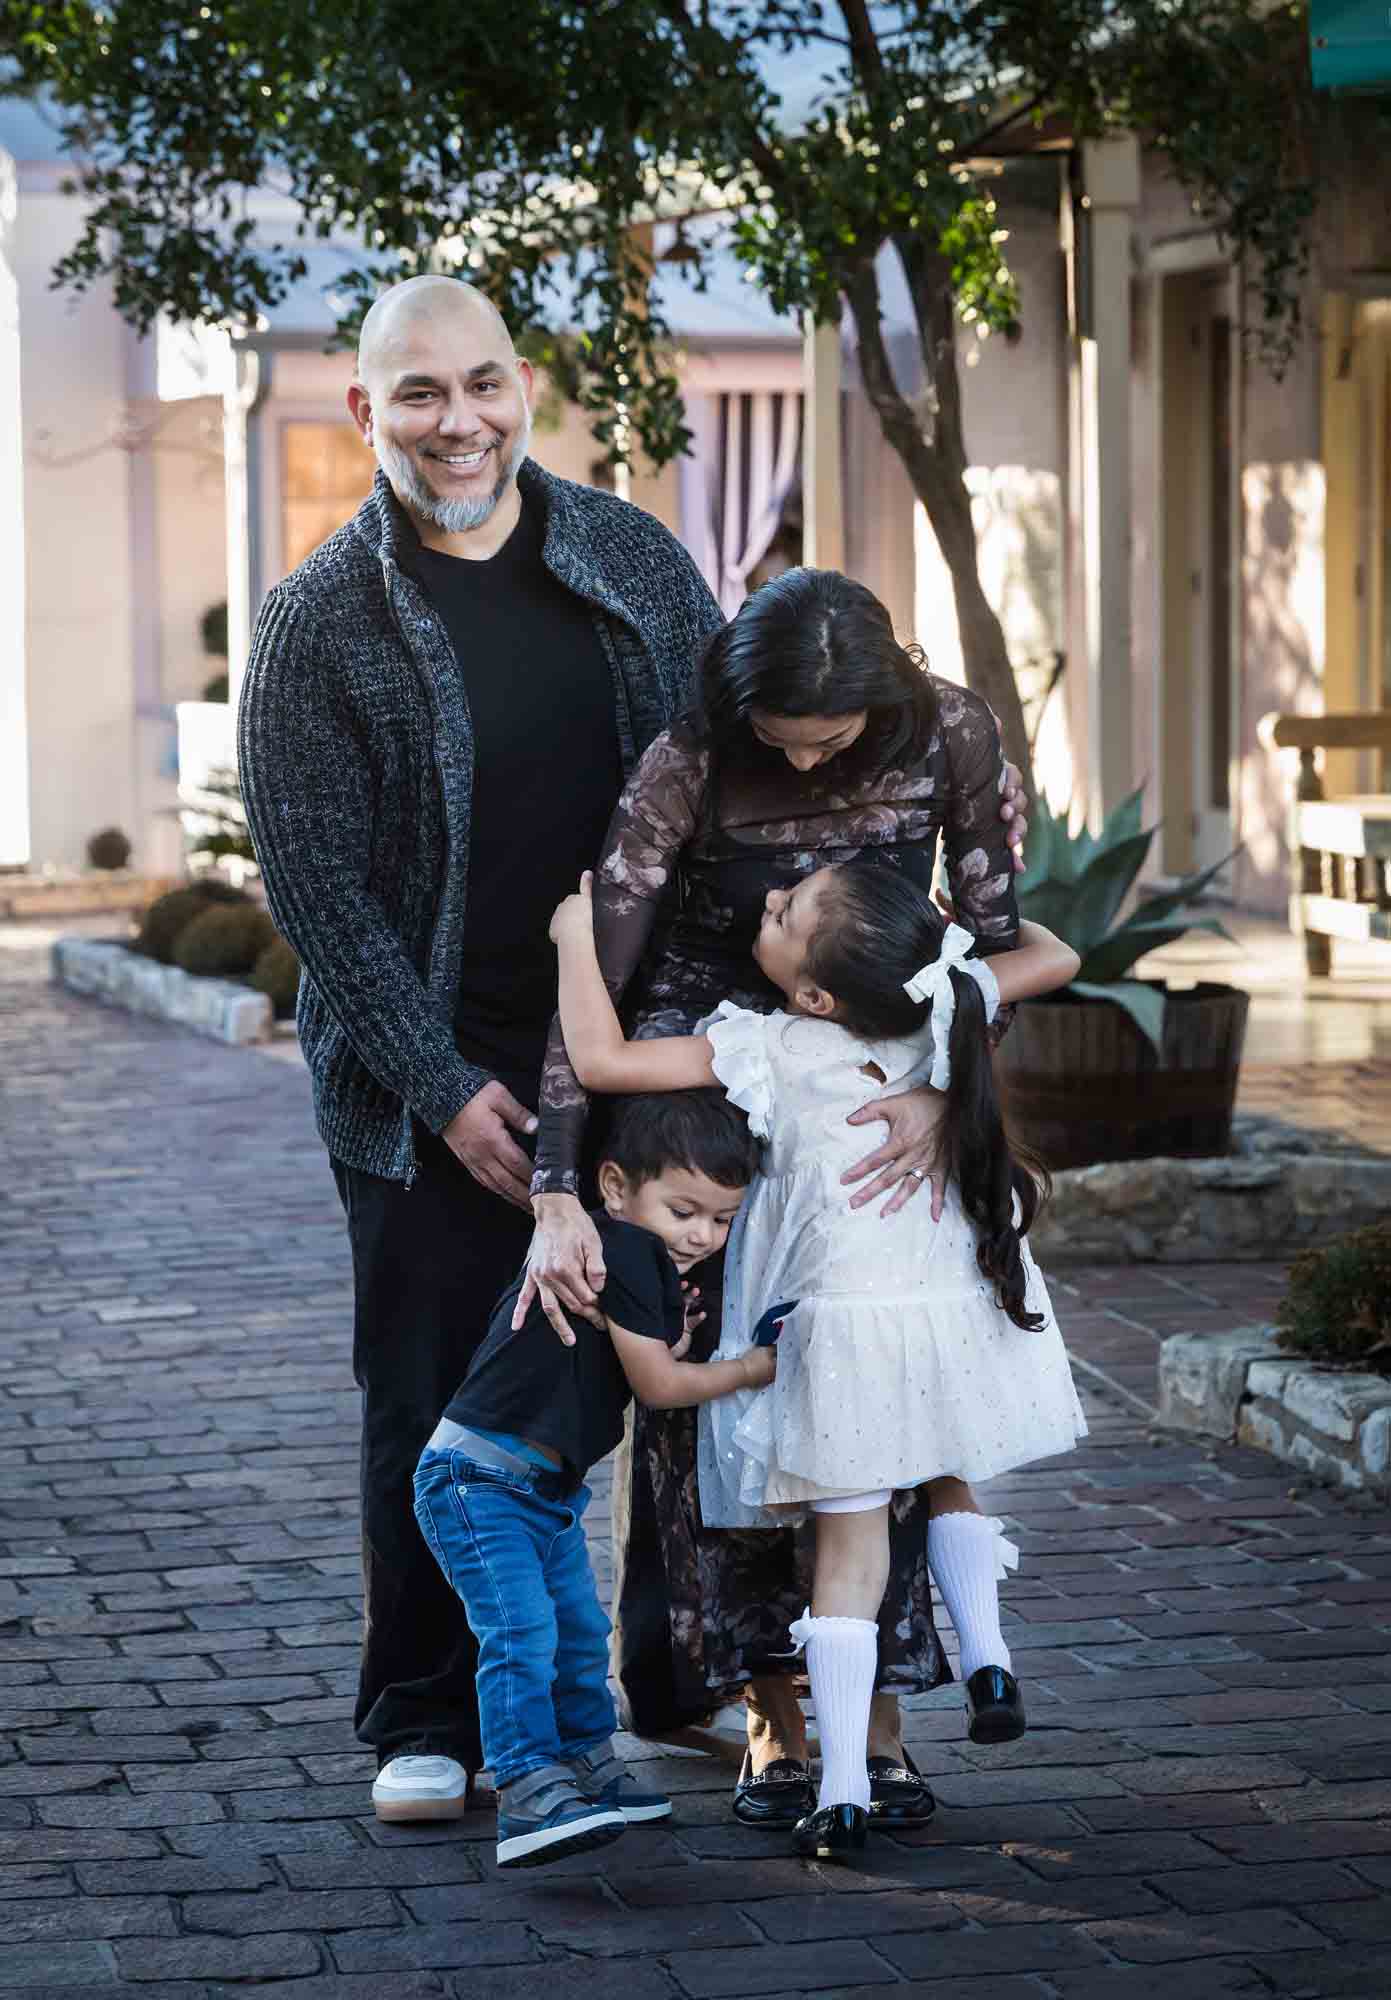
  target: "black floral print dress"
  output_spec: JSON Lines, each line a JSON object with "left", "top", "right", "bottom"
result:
{"left": 532, "top": 680, "right": 1019, "bottom": 1734}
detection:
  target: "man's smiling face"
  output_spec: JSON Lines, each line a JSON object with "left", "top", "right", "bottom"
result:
{"left": 349, "top": 283, "right": 534, "bottom": 538}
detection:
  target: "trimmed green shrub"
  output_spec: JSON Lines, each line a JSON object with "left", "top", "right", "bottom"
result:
{"left": 134, "top": 881, "right": 250, "bottom": 964}
{"left": 173, "top": 903, "right": 277, "bottom": 980}
{"left": 1276, "top": 1221, "right": 1391, "bottom": 1373}
{"left": 201, "top": 600, "right": 228, "bottom": 657}
{"left": 87, "top": 827, "right": 132, "bottom": 871}
{"left": 248, "top": 935, "right": 301, "bottom": 1019}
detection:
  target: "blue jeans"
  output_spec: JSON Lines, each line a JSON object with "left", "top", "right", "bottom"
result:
{"left": 413, "top": 1443, "right": 616, "bottom": 1789}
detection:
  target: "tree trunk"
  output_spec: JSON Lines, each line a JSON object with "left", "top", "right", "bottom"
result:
{"left": 842, "top": 252, "right": 1035, "bottom": 800}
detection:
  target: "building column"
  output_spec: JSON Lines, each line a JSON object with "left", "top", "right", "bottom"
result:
{"left": 0, "top": 151, "right": 29, "bottom": 866}
{"left": 803, "top": 313, "right": 844, "bottom": 570}
{"left": 224, "top": 347, "right": 263, "bottom": 715}
{"left": 1069, "top": 137, "right": 1140, "bottom": 820}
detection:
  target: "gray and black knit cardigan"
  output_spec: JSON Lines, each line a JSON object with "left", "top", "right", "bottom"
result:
{"left": 237, "top": 462, "right": 723, "bottom": 1183}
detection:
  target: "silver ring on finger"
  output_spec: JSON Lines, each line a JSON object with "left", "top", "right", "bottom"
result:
{"left": 907, "top": 1167, "right": 927, "bottom": 1181}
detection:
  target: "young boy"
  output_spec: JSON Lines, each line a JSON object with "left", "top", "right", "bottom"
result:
{"left": 413, "top": 1090, "right": 773, "bottom": 1870}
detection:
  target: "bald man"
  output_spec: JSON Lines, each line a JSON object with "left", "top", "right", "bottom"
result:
{"left": 239, "top": 277, "right": 728, "bottom": 1822}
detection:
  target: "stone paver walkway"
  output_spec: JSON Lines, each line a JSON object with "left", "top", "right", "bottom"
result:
{"left": 3, "top": 944, "right": 1391, "bottom": 2000}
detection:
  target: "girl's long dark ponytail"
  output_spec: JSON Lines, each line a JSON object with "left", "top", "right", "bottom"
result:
{"left": 802, "top": 859, "right": 1049, "bottom": 1331}
{"left": 939, "top": 972, "right": 1047, "bottom": 1333}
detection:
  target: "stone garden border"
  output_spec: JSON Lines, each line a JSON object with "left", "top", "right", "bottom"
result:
{"left": 1030, "top": 1153, "right": 1391, "bottom": 1264}
{"left": 1159, "top": 1326, "right": 1391, "bottom": 1496}
{"left": 52, "top": 934, "right": 272, "bottom": 1046}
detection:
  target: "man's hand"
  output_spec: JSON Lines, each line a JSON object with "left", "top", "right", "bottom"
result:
{"left": 844, "top": 1087, "right": 946, "bottom": 1219}
{"left": 1000, "top": 761, "right": 1029, "bottom": 874}
{"left": 515, "top": 1193, "right": 607, "bottom": 1345}
{"left": 442, "top": 1082, "right": 537, "bottom": 1211}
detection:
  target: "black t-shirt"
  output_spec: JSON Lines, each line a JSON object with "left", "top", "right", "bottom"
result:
{"left": 444, "top": 1211, "right": 684, "bottom": 1478}
{"left": 405, "top": 498, "right": 622, "bottom": 1089}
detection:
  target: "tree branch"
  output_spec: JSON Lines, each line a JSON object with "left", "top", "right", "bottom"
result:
{"left": 894, "top": 228, "right": 968, "bottom": 473}
{"left": 841, "top": 257, "right": 928, "bottom": 480}
{"left": 835, "top": 0, "right": 886, "bottom": 94}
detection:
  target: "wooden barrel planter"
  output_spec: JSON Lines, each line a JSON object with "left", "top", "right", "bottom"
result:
{"left": 996, "top": 982, "right": 1251, "bottom": 1171}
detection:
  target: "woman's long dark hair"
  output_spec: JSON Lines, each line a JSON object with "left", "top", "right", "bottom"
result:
{"left": 805, "top": 860, "right": 1048, "bottom": 1333}
{"left": 695, "top": 568, "right": 938, "bottom": 784}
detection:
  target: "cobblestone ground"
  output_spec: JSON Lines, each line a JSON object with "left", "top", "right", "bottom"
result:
{"left": 3, "top": 945, "right": 1390, "bottom": 2000}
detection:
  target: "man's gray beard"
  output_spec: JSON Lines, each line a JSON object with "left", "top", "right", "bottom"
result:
{"left": 378, "top": 413, "right": 531, "bottom": 534}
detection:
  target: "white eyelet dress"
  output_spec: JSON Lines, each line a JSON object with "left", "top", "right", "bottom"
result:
{"left": 697, "top": 1002, "right": 1088, "bottom": 1527}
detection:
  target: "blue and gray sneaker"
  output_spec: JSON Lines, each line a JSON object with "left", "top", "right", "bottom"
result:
{"left": 567, "top": 1742, "right": 673, "bottom": 1824}
{"left": 496, "top": 1764, "right": 627, "bottom": 1870}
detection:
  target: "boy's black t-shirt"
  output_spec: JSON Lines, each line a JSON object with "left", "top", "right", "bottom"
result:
{"left": 444, "top": 1211, "right": 685, "bottom": 1478}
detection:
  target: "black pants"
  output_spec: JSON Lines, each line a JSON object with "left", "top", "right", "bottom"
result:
{"left": 333, "top": 1130, "right": 535, "bottom": 1769}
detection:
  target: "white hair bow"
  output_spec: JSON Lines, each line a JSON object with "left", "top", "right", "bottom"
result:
{"left": 902, "top": 922, "right": 996, "bottom": 1090}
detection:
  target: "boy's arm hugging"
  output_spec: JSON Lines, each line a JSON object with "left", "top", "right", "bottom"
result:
{"left": 607, "top": 1315, "right": 775, "bottom": 1411}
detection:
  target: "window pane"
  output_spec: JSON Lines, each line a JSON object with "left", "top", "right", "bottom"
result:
{"left": 282, "top": 422, "right": 376, "bottom": 573}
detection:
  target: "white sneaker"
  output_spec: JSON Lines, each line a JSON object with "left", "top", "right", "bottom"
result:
{"left": 371, "top": 1754, "right": 473, "bottom": 1822}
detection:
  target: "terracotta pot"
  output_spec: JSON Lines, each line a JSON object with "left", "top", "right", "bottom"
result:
{"left": 996, "top": 981, "right": 1251, "bottom": 1170}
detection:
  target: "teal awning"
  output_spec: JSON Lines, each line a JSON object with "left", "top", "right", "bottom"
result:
{"left": 1311, "top": 1, "right": 1391, "bottom": 89}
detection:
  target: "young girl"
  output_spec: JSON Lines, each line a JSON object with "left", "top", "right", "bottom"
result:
{"left": 550, "top": 857, "right": 1087, "bottom": 1861}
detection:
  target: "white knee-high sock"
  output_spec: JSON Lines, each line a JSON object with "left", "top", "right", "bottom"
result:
{"left": 790, "top": 1611, "right": 877, "bottom": 1812}
{"left": 927, "top": 1512, "right": 1011, "bottom": 1681}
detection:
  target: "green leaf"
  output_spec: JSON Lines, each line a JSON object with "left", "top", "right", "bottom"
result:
{"left": 1017, "top": 788, "right": 1150, "bottom": 898}
{"left": 1078, "top": 916, "right": 1236, "bottom": 984}
{"left": 1016, "top": 876, "right": 1088, "bottom": 940}
{"left": 1101, "top": 786, "right": 1147, "bottom": 849}
{"left": 1068, "top": 978, "right": 1167, "bottom": 1055}
{"left": 1059, "top": 830, "right": 1157, "bottom": 957}
{"left": 1129, "top": 850, "right": 1238, "bottom": 928}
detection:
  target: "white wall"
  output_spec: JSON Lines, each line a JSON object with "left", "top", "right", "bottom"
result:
{"left": 11, "top": 179, "right": 148, "bottom": 869}
{"left": 0, "top": 149, "right": 29, "bottom": 866}
{"left": 154, "top": 398, "right": 227, "bottom": 705}
{"left": 5, "top": 160, "right": 213, "bottom": 873}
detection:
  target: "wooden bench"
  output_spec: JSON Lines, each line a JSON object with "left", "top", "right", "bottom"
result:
{"left": 1260, "top": 712, "right": 1391, "bottom": 975}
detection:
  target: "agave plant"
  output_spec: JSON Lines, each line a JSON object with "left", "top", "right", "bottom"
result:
{"left": 1014, "top": 789, "right": 1235, "bottom": 1052}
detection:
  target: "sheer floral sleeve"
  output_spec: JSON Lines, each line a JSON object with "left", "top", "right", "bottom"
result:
{"left": 936, "top": 684, "right": 1019, "bottom": 952}
{"left": 531, "top": 726, "right": 710, "bottom": 1198}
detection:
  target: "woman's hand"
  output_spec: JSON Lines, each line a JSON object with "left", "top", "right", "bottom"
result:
{"left": 843, "top": 1086, "right": 945, "bottom": 1219}
{"left": 1000, "top": 762, "right": 1029, "bottom": 874}
{"left": 549, "top": 870, "right": 596, "bottom": 947}
{"left": 514, "top": 1193, "right": 608, "bottom": 1345}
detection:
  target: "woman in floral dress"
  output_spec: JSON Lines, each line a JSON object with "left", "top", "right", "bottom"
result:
{"left": 526, "top": 568, "right": 1019, "bottom": 1822}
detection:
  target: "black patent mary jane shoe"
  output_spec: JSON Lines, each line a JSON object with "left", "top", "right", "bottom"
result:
{"left": 867, "top": 1749, "right": 936, "bottom": 1827}
{"left": 794, "top": 1802, "right": 869, "bottom": 1862}
{"left": 732, "top": 1752, "right": 815, "bottom": 1829}
{"left": 965, "top": 1665, "right": 1027, "bottom": 1745}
